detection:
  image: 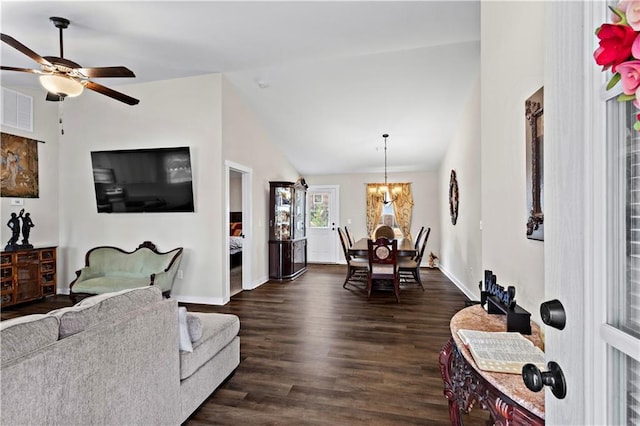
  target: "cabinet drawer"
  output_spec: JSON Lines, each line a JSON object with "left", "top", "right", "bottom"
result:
{"left": 40, "top": 262, "right": 55, "bottom": 273}
{"left": 41, "top": 272, "right": 55, "bottom": 284}
{"left": 40, "top": 249, "right": 55, "bottom": 261}
{"left": 1, "top": 293, "right": 14, "bottom": 307}
{"left": 16, "top": 252, "right": 39, "bottom": 263}
{"left": 1, "top": 253, "right": 11, "bottom": 265}
{"left": 1, "top": 278, "right": 13, "bottom": 292}
{"left": 1, "top": 266, "right": 12, "bottom": 279}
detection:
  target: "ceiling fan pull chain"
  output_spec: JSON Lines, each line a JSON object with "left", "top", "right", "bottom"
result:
{"left": 58, "top": 99, "right": 64, "bottom": 135}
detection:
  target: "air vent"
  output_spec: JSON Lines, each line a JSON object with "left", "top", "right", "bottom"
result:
{"left": 2, "top": 87, "right": 33, "bottom": 132}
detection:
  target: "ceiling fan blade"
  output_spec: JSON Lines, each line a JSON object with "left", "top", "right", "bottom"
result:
{"left": 1, "top": 33, "right": 53, "bottom": 68}
{"left": 1, "top": 65, "right": 45, "bottom": 74}
{"left": 84, "top": 81, "right": 139, "bottom": 106}
{"left": 76, "top": 66, "right": 135, "bottom": 78}
{"left": 46, "top": 92, "right": 62, "bottom": 102}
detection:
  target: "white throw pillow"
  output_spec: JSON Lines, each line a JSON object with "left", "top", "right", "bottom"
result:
{"left": 186, "top": 313, "right": 203, "bottom": 342}
{"left": 178, "top": 307, "right": 193, "bottom": 352}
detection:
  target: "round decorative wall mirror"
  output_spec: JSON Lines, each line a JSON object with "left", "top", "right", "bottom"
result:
{"left": 449, "top": 170, "right": 459, "bottom": 225}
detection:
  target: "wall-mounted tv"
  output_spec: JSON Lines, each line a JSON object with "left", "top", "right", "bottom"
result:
{"left": 90, "top": 147, "right": 195, "bottom": 213}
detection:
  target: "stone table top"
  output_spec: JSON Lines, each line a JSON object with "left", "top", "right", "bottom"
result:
{"left": 450, "top": 304, "right": 545, "bottom": 419}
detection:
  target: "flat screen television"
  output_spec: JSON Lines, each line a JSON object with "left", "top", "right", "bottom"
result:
{"left": 90, "top": 147, "right": 195, "bottom": 213}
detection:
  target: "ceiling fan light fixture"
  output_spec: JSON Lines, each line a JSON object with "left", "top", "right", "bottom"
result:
{"left": 39, "top": 74, "right": 84, "bottom": 97}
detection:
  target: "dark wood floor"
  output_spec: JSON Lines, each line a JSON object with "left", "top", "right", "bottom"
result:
{"left": 1, "top": 264, "right": 490, "bottom": 425}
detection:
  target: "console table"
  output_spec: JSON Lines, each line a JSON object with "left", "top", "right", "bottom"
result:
{"left": 439, "top": 304, "right": 544, "bottom": 425}
{"left": 1, "top": 246, "right": 57, "bottom": 308}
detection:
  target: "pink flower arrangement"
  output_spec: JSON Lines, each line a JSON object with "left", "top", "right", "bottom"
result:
{"left": 594, "top": 1, "right": 640, "bottom": 130}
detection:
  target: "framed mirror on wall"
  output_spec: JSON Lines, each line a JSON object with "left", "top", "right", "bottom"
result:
{"left": 526, "top": 87, "right": 544, "bottom": 241}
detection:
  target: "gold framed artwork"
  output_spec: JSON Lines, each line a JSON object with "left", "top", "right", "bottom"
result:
{"left": 1, "top": 132, "right": 39, "bottom": 198}
{"left": 525, "top": 87, "right": 543, "bottom": 241}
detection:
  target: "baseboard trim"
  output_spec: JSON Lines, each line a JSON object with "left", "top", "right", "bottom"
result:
{"left": 437, "top": 265, "right": 478, "bottom": 302}
{"left": 174, "top": 295, "right": 225, "bottom": 305}
{"left": 245, "top": 275, "right": 269, "bottom": 290}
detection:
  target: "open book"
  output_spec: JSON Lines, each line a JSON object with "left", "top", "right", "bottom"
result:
{"left": 457, "top": 329, "right": 546, "bottom": 374}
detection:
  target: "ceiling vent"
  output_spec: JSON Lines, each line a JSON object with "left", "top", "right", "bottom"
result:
{"left": 2, "top": 88, "right": 33, "bottom": 132}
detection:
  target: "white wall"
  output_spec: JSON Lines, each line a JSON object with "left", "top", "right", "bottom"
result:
{"left": 221, "top": 76, "right": 300, "bottom": 286}
{"left": 480, "top": 1, "right": 545, "bottom": 323}
{"left": 305, "top": 171, "right": 440, "bottom": 263}
{"left": 1, "top": 87, "right": 59, "bottom": 248}
{"left": 438, "top": 78, "right": 482, "bottom": 298}
{"left": 54, "top": 74, "right": 299, "bottom": 304}
{"left": 57, "top": 75, "right": 223, "bottom": 302}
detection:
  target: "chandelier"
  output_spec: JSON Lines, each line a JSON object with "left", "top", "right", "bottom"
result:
{"left": 378, "top": 133, "right": 400, "bottom": 205}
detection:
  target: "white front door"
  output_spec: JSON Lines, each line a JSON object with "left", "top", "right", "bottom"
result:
{"left": 545, "top": 2, "right": 640, "bottom": 424}
{"left": 306, "top": 186, "right": 339, "bottom": 263}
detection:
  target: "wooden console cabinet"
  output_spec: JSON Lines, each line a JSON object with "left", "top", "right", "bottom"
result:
{"left": 439, "top": 304, "right": 544, "bottom": 425}
{"left": 1, "top": 246, "right": 57, "bottom": 308}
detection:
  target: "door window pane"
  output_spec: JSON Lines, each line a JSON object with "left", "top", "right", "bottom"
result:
{"left": 608, "top": 98, "right": 640, "bottom": 338}
{"left": 607, "top": 97, "right": 640, "bottom": 425}
{"left": 609, "top": 349, "right": 640, "bottom": 425}
{"left": 309, "top": 192, "right": 330, "bottom": 228}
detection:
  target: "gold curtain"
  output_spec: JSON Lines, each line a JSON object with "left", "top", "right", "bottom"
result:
{"left": 366, "top": 183, "right": 384, "bottom": 237}
{"left": 365, "top": 182, "right": 413, "bottom": 238}
{"left": 391, "top": 183, "right": 414, "bottom": 238}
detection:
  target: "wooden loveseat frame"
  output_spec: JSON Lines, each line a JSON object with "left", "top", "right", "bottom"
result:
{"left": 69, "top": 241, "right": 183, "bottom": 303}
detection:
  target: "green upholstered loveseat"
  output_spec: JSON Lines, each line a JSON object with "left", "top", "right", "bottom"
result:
{"left": 69, "top": 241, "right": 183, "bottom": 303}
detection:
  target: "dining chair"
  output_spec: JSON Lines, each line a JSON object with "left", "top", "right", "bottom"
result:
{"left": 399, "top": 227, "right": 431, "bottom": 290}
{"left": 344, "top": 226, "right": 355, "bottom": 247}
{"left": 414, "top": 226, "right": 425, "bottom": 251}
{"left": 338, "top": 227, "right": 368, "bottom": 288}
{"left": 367, "top": 237, "right": 400, "bottom": 303}
{"left": 373, "top": 225, "right": 395, "bottom": 240}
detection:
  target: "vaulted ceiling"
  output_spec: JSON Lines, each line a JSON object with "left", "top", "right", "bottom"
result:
{"left": 0, "top": 1, "right": 480, "bottom": 175}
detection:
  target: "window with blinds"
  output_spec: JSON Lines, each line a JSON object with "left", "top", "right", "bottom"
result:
{"left": 607, "top": 97, "right": 640, "bottom": 426}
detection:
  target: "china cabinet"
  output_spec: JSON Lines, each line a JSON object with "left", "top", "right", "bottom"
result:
{"left": 268, "top": 180, "right": 307, "bottom": 280}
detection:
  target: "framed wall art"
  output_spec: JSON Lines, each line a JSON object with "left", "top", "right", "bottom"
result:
{"left": 1, "top": 132, "right": 39, "bottom": 198}
{"left": 525, "top": 87, "right": 543, "bottom": 241}
{"left": 449, "top": 169, "right": 459, "bottom": 225}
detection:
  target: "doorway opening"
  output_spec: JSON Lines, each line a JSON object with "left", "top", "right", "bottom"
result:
{"left": 225, "top": 161, "right": 252, "bottom": 300}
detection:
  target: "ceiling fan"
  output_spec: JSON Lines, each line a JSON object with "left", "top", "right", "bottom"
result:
{"left": 1, "top": 16, "right": 139, "bottom": 105}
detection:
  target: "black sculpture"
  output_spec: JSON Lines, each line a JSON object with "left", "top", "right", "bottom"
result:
{"left": 20, "top": 212, "right": 35, "bottom": 248}
{"left": 6, "top": 212, "right": 20, "bottom": 247}
{"left": 5, "top": 209, "right": 35, "bottom": 251}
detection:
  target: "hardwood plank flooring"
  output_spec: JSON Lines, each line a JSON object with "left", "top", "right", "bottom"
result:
{"left": 1, "top": 264, "right": 490, "bottom": 425}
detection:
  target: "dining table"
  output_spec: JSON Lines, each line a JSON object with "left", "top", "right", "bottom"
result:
{"left": 348, "top": 237, "right": 417, "bottom": 258}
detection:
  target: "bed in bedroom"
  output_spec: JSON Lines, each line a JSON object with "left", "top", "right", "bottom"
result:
{"left": 230, "top": 211, "right": 243, "bottom": 269}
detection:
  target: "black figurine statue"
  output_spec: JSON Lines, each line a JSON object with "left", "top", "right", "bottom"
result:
{"left": 5, "top": 212, "right": 20, "bottom": 249}
{"left": 4, "top": 208, "right": 35, "bottom": 251}
{"left": 21, "top": 211, "right": 35, "bottom": 248}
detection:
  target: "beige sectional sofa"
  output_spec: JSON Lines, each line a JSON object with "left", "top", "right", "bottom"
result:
{"left": 0, "top": 286, "right": 240, "bottom": 425}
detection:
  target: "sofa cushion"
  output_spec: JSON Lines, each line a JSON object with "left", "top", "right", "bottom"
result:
{"left": 70, "top": 276, "right": 154, "bottom": 294}
{"left": 0, "top": 314, "right": 59, "bottom": 364}
{"left": 179, "top": 313, "right": 240, "bottom": 380}
{"left": 49, "top": 286, "right": 162, "bottom": 338}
